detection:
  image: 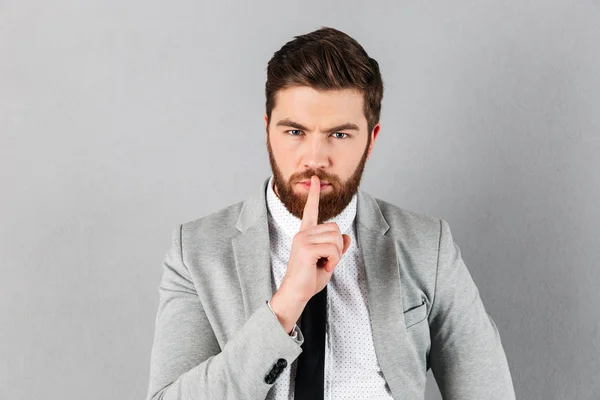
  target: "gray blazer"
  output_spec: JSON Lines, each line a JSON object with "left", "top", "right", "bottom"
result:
{"left": 147, "top": 177, "right": 515, "bottom": 400}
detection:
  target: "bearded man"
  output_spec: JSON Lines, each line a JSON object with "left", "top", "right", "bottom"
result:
{"left": 146, "top": 26, "right": 515, "bottom": 400}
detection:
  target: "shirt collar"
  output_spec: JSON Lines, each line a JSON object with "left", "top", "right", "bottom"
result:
{"left": 266, "top": 175, "right": 357, "bottom": 238}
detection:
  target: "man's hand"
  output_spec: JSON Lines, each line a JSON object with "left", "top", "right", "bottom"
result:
{"left": 270, "top": 175, "right": 351, "bottom": 334}
{"left": 282, "top": 175, "right": 352, "bottom": 303}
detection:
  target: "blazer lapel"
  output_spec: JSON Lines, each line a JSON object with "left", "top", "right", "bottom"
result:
{"left": 356, "top": 190, "right": 420, "bottom": 399}
{"left": 232, "top": 178, "right": 273, "bottom": 319}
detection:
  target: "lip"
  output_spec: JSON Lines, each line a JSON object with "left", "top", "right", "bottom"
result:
{"left": 298, "top": 181, "right": 330, "bottom": 189}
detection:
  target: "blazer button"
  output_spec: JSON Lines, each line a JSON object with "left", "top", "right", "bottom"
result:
{"left": 264, "top": 374, "right": 276, "bottom": 384}
{"left": 276, "top": 358, "right": 287, "bottom": 369}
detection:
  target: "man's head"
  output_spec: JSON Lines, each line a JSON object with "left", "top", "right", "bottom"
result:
{"left": 264, "top": 27, "right": 384, "bottom": 224}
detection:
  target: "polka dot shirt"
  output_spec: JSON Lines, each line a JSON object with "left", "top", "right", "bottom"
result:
{"left": 264, "top": 176, "right": 394, "bottom": 400}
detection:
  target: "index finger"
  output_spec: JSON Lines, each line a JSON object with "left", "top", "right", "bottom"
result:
{"left": 300, "top": 175, "right": 320, "bottom": 231}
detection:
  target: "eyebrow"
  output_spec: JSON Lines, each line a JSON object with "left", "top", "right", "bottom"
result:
{"left": 275, "top": 118, "right": 360, "bottom": 134}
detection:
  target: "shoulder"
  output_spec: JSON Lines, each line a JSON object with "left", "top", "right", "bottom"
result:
{"left": 371, "top": 195, "right": 443, "bottom": 245}
{"left": 179, "top": 200, "right": 245, "bottom": 244}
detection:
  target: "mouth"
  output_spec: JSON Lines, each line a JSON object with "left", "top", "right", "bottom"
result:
{"left": 298, "top": 180, "right": 330, "bottom": 189}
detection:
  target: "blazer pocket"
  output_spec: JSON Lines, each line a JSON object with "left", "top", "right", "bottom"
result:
{"left": 403, "top": 299, "right": 427, "bottom": 329}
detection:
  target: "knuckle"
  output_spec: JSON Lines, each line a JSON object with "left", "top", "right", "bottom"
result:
{"left": 331, "top": 253, "right": 340, "bottom": 266}
{"left": 328, "top": 243, "right": 339, "bottom": 256}
{"left": 329, "top": 232, "right": 343, "bottom": 248}
{"left": 294, "top": 231, "right": 307, "bottom": 244}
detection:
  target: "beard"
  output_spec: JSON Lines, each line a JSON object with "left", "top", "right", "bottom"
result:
{"left": 266, "top": 133, "right": 371, "bottom": 225}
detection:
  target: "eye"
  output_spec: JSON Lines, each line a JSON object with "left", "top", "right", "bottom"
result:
{"left": 331, "top": 132, "right": 349, "bottom": 139}
{"left": 286, "top": 130, "right": 303, "bottom": 136}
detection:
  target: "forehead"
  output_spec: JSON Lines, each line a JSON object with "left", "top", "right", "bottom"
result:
{"left": 272, "top": 86, "right": 366, "bottom": 129}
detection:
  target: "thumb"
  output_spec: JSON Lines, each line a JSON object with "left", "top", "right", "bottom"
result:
{"left": 341, "top": 234, "right": 352, "bottom": 254}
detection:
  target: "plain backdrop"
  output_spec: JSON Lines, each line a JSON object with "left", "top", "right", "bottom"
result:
{"left": 1, "top": 1, "right": 599, "bottom": 399}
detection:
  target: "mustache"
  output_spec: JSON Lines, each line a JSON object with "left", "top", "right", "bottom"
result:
{"left": 290, "top": 170, "right": 340, "bottom": 185}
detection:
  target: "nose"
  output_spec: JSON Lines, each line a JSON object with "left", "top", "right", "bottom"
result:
{"left": 302, "top": 136, "right": 329, "bottom": 170}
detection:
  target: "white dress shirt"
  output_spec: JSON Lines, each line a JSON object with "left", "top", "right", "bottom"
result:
{"left": 264, "top": 176, "right": 393, "bottom": 400}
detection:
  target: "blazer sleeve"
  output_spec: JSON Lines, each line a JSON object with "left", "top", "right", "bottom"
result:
{"left": 146, "top": 225, "right": 304, "bottom": 400}
{"left": 428, "top": 219, "right": 516, "bottom": 399}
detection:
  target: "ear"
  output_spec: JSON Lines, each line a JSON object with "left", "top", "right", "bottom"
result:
{"left": 265, "top": 114, "right": 270, "bottom": 137}
{"left": 264, "top": 114, "right": 269, "bottom": 139}
{"left": 367, "top": 124, "right": 381, "bottom": 160}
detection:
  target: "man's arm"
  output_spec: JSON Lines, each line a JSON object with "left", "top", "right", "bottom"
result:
{"left": 146, "top": 225, "right": 303, "bottom": 400}
{"left": 428, "top": 219, "right": 516, "bottom": 399}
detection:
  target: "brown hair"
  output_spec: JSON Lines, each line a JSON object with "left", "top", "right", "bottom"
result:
{"left": 265, "top": 26, "right": 384, "bottom": 134}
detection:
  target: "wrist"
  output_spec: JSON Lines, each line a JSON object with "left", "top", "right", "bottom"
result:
{"left": 270, "top": 285, "right": 307, "bottom": 334}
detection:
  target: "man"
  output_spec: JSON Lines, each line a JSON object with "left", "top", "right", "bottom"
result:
{"left": 146, "top": 27, "right": 515, "bottom": 400}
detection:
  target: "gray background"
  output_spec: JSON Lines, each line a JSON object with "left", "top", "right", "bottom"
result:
{"left": 1, "top": 1, "right": 598, "bottom": 399}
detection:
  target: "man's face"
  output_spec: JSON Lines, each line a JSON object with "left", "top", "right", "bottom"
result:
{"left": 264, "top": 86, "right": 380, "bottom": 224}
